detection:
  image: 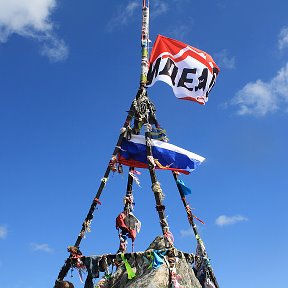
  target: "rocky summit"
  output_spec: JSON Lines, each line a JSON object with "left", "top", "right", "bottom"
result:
{"left": 94, "top": 236, "right": 202, "bottom": 288}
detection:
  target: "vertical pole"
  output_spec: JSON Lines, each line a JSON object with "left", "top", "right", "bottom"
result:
{"left": 172, "top": 172, "right": 219, "bottom": 288}
{"left": 139, "top": 1, "right": 172, "bottom": 245}
{"left": 117, "top": 168, "right": 135, "bottom": 253}
{"left": 140, "top": 0, "right": 150, "bottom": 87}
{"left": 145, "top": 122, "right": 171, "bottom": 239}
{"left": 124, "top": 170, "right": 134, "bottom": 213}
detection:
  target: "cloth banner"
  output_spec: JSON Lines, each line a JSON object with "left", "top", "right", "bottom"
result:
{"left": 176, "top": 179, "right": 192, "bottom": 195}
{"left": 118, "top": 134, "right": 205, "bottom": 175}
{"left": 147, "top": 35, "right": 220, "bottom": 104}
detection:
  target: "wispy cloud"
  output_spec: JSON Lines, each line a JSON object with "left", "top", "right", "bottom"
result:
{"left": 107, "top": 0, "right": 171, "bottom": 31}
{"left": 215, "top": 215, "right": 248, "bottom": 227}
{"left": 168, "top": 22, "right": 192, "bottom": 40}
{"left": 180, "top": 227, "right": 194, "bottom": 237}
{"left": 278, "top": 26, "right": 288, "bottom": 51}
{"left": 0, "top": 225, "right": 8, "bottom": 239}
{"left": 214, "top": 49, "right": 235, "bottom": 69}
{"left": 40, "top": 37, "right": 68, "bottom": 62}
{"left": 107, "top": 1, "right": 141, "bottom": 31}
{"left": 0, "top": 0, "right": 68, "bottom": 62}
{"left": 230, "top": 63, "right": 288, "bottom": 116}
{"left": 31, "top": 242, "right": 54, "bottom": 253}
{"left": 150, "top": 0, "right": 169, "bottom": 18}
{"left": 107, "top": 0, "right": 200, "bottom": 32}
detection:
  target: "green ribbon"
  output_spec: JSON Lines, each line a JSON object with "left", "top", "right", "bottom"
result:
{"left": 146, "top": 252, "right": 154, "bottom": 269}
{"left": 121, "top": 254, "right": 136, "bottom": 280}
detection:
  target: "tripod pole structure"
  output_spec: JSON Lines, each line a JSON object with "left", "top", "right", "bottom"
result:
{"left": 54, "top": 101, "right": 136, "bottom": 285}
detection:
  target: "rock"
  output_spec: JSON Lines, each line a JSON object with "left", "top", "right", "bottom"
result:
{"left": 146, "top": 235, "right": 170, "bottom": 250}
{"left": 95, "top": 236, "right": 202, "bottom": 288}
{"left": 55, "top": 280, "right": 74, "bottom": 288}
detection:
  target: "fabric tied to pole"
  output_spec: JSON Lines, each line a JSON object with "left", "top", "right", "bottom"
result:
{"left": 164, "top": 231, "right": 174, "bottom": 246}
{"left": 146, "top": 251, "right": 154, "bottom": 269}
{"left": 84, "top": 276, "right": 93, "bottom": 288}
{"left": 151, "top": 127, "right": 168, "bottom": 141}
{"left": 116, "top": 212, "right": 141, "bottom": 242}
{"left": 84, "top": 256, "right": 101, "bottom": 288}
{"left": 121, "top": 254, "right": 136, "bottom": 280}
{"left": 118, "top": 134, "right": 205, "bottom": 175}
{"left": 176, "top": 179, "right": 191, "bottom": 195}
{"left": 194, "top": 243, "right": 216, "bottom": 288}
{"left": 152, "top": 250, "right": 167, "bottom": 269}
{"left": 171, "top": 271, "right": 182, "bottom": 288}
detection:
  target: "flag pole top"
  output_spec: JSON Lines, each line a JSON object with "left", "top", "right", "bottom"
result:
{"left": 140, "top": 0, "right": 150, "bottom": 87}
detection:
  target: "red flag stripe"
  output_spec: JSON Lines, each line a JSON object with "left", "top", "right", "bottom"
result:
{"left": 149, "top": 35, "right": 219, "bottom": 74}
{"left": 162, "top": 52, "right": 214, "bottom": 73}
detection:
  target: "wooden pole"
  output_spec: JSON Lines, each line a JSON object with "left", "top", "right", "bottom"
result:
{"left": 172, "top": 171, "right": 220, "bottom": 288}
{"left": 140, "top": 0, "right": 150, "bottom": 87}
{"left": 145, "top": 121, "right": 171, "bottom": 238}
{"left": 54, "top": 99, "right": 137, "bottom": 285}
{"left": 140, "top": 1, "right": 172, "bottom": 242}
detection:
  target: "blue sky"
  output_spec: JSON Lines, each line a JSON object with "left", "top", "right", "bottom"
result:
{"left": 1, "top": 0, "right": 288, "bottom": 287}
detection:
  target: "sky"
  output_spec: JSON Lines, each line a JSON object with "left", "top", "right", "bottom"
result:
{"left": 0, "top": 0, "right": 288, "bottom": 287}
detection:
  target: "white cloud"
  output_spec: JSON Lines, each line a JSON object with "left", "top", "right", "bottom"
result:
{"left": 214, "top": 49, "right": 235, "bottom": 69}
{"left": 31, "top": 242, "right": 54, "bottom": 253}
{"left": 278, "top": 27, "right": 288, "bottom": 51}
{"left": 215, "top": 215, "right": 248, "bottom": 227}
{"left": 232, "top": 80, "right": 278, "bottom": 116}
{"left": 231, "top": 63, "right": 288, "bottom": 116}
{"left": 40, "top": 37, "right": 68, "bottom": 62}
{"left": 180, "top": 227, "right": 194, "bottom": 237}
{"left": 0, "top": 0, "right": 68, "bottom": 61}
{"left": 0, "top": 225, "right": 8, "bottom": 239}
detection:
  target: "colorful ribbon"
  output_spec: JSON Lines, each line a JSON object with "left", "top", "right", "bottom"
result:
{"left": 121, "top": 254, "right": 136, "bottom": 280}
{"left": 177, "top": 179, "right": 191, "bottom": 195}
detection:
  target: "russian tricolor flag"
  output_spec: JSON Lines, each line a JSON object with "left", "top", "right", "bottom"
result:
{"left": 118, "top": 135, "right": 205, "bottom": 175}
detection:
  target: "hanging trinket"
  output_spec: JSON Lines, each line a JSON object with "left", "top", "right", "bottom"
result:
{"left": 117, "top": 163, "right": 123, "bottom": 174}
{"left": 109, "top": 156, "right": 117, "bottom": 172}
{"left": 129, "top": 170, "right": 141, "bottom": 187}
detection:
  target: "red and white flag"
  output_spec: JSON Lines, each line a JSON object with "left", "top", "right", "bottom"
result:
{"left": 147, "top": 35, "right": 220, "bottom": 105}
